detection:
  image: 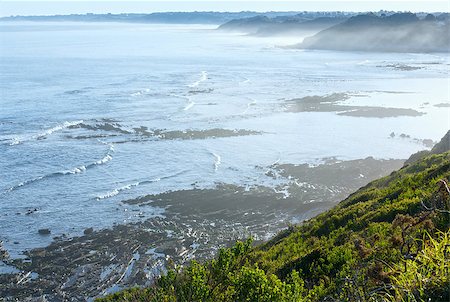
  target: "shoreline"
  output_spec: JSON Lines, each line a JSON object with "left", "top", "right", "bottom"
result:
{"left": 0, "top": 156, "right": 404, "bottom": 301}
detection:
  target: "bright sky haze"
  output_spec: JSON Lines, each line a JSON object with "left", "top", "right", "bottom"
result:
{"left": 0, "top": 1, "right": 449, "bottom": 17}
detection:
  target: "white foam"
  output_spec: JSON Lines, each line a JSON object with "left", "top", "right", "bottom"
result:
{"left": 96, "top": 182, "right": 140, "bottom": 200}
{"left": 96, "top": 169, "right": 188, "bottom": 200}
{"left": 183, "top": 99, "right": 195, "bottom": 111}
{"left": 212, "top": 153, "right": 221, "bottom": 171}
{"left": 94, "top": 154, "right": 113, "bottom": 165}
{"left": 65, "top": 165, "right": 87, "bottom": 174}
{"left": 270, "top": 154, "right": 281, "bottom": 167}
{"left": 9, "top": 138, "right": 21, "bottom": 146}
{"left": 130, "top": 88, "right": 150, "bottom": 97}
{"left": 242, "top": 98, "right": 257, "bottom": 114}
{"left": 357, "top": 60, "right": 371, "bottom": 66}
{"left": 92, "top": 143, "right": 115, "bottom": 166}
{"left": 240, "top": 77, "right": 250, "bottom": 85}
{"left": 188, "top": 71, "right": 208, "bottom": 88}
{"left": 34, "top": 120, "right": 83, "bottom": 140}
{"left": 4, "top": 176, "right": 45, "bottom": 193}
{"left": 273, "top": 186, "right": 290, "bottom": 199}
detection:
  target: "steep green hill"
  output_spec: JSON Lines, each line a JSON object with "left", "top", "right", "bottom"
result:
{"left": 98, "top": 142, "right": 450, "bottom": 301}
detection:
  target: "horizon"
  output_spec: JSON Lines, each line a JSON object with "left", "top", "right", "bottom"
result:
{"left": 0, "top": 1, "right": 449, "bottom": 18}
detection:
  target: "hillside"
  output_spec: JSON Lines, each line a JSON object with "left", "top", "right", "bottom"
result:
{"left": 98, "top": 131, "right": 450, "bottom": 301}
{"left": 217, "top": 12, "right": 350, "bottom": 36}
{"left": 300, "top": 12, "right": 450, "bottom": 52}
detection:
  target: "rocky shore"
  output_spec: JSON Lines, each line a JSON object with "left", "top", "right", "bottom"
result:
{"left": 0, "top": 157, "right": 404, "bottom": 301}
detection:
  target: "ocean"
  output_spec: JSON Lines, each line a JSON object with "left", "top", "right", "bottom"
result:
{"left": 0, "top": 21, "right": 449, "bottom": 264}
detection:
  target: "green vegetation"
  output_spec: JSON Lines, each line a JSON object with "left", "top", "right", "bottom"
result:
{"left": 98, "top": 151, "right": 450, "bottom": 302}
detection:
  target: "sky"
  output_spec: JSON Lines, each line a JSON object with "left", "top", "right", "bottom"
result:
{"left": 0, "top": 1, "right": 449, "bottom": 17}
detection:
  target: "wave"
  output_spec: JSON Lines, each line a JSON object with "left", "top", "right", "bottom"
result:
{"left": 96, "top": 182, "right": 141, "bottom": 200}
{"left": 269, "top": 153, "right": 281, "bottom": 168}
{"left": 239, "top": 77, "right": 250, "bottom": 85}
{"left": 64, "top": 165, "right": 87, "bottom": 174}
{"left": 4, "top": 166, "right": 86, "bottom": 193}
{"left": 188, "top": 71, "right": 208, "bottom": 88}
{"left": 93, "top": 142, "right": 115, "bottom": 165}
{"left": 357, "top": 60, "right": 371, "bottom": 66}
{"left": 242, "top": 98, "right": 257, "bottom": 114}
{"left": 96, "top": 178, "right": 161, "bottom": 200}
{"left": 183, "top": 98, "right": 196, "bottom": 111}
{"left": 6, "top": 120, "right": 84, "bottom": 146}
{"left": 9, "top": 138, "right": 21, "bottom": 146}
{"left": 167, "top": 94, "right": 195, "bottom": 111}
{"left": 96, "top": 169, "right": 189, "bottom": 200}
{"left": 130, "top": 88, "right": 150, "bottom": 97}
{"left": 34, "top": 120, "right": 84, "bottom": 140}
{"left": 3, "top": 143, "right": 114, "bottom": 194}
{"left": 212, "top": 153, "right": 221, "bottom": 172}
{"left": 4, "top": 176, "right": 46, "bottom": 193}
{"left": 94, "top": 154, "right": 113, "bottom": 165}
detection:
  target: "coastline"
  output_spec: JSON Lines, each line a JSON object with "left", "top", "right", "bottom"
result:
{"left": 0, "top": 157, "right": 404, "bottom": 301}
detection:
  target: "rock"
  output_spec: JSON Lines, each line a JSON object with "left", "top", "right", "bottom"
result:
{"left": 26, "top": 208, "right": 39, "bottom": 215}
{"left": 405, "top": 130, "right": 450, "bottom": 165}
{"left": 0, "top": 241, "right": 9, "bottom": 260}
{"left": 38, "top": 229, "right": 51, "bottom": 235}
{"left": 83, "top": 227, "right": 94, "bottom": 235}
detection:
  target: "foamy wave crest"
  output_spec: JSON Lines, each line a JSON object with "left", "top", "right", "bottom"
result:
{"left": 4, "top": 144, "right": 114, "bottom": 194}
{"left": 96, "top": 169, "right": 189, "bottom": 200}
{"left": 239, "top": 77, "right": 250, "bottom": 85}
{"left": 4, "top": 176, "right": 46, "bottom": 193}
{"left": 4, "top": 164, "right": 88, "bottom": 193}
{"left": 64, "top": 165, "right": 87, "bottom": 174}
{"left": 96, "top": 182, "right": 140, "bottom": 200}
{"left": 183, "top": 98, "right": 195, "bottom": 111}
{"left": 357, "top": 60, "right": 371, "bottom": 66}
{"left": 6, "top": 120, "right": 85, "bottom": 146}
{"left": 131, "top": 88, "right": 150, "bottom": 97}
{"left": 96, "top": 178, "right": 161, "bottom": 200}
{"left": 188, "top": 71, "right": 208, "bottom": 88}
{"left": 242, "top": 98, "right": 257, "bottom": 114}
{"left": 91, "top": 142, "right": 115, "bottom": 166}
{"left": 9, "top": 138, "right": 21, "bottom": 146}
{"left": 34, "top": 120, "right": 84, "bottom": 140}
{"left": 212, "top": 153, "right": 221, "bottom": 171}
{"left": 269, "top": 153, "right": 281, "bottom": 168}
{"left": 94, "top": 154, "right": 113, "bottom": 165}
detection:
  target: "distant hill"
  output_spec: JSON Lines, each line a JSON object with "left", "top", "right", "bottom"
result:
{"left": 0, "top": 12, "right": 301, "bottom": 25}
{"left": 299, "top": 12, "right": 450, "bottom": 52}
{"left": 218, "top": 12, "right": 352, "bottom": 36}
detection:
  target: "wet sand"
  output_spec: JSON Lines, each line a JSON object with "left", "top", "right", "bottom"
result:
{"left": 0, "top": 157, "right": 404, "bottom": 301}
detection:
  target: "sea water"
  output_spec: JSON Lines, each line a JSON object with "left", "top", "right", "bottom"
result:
{"left": 0, "top": 22, "right": 449, "bottom": 258}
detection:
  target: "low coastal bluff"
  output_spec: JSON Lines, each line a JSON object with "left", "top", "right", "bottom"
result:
{"left": 299, "top": 12, "right": 450, "bottom": 53}
{"left": 98, "top": 131, "right": 450, "bottom": 301}
{"left": 217, "top": 13, "right": 349, "bottom": 36}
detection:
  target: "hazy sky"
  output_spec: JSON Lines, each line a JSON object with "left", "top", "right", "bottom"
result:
{"left": 0, "top": 1, "right": 449, "bottom": 17}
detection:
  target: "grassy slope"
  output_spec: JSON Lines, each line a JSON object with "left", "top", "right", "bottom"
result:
{"left": 98, "top": 152, "right": 450, "bottom": 302}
